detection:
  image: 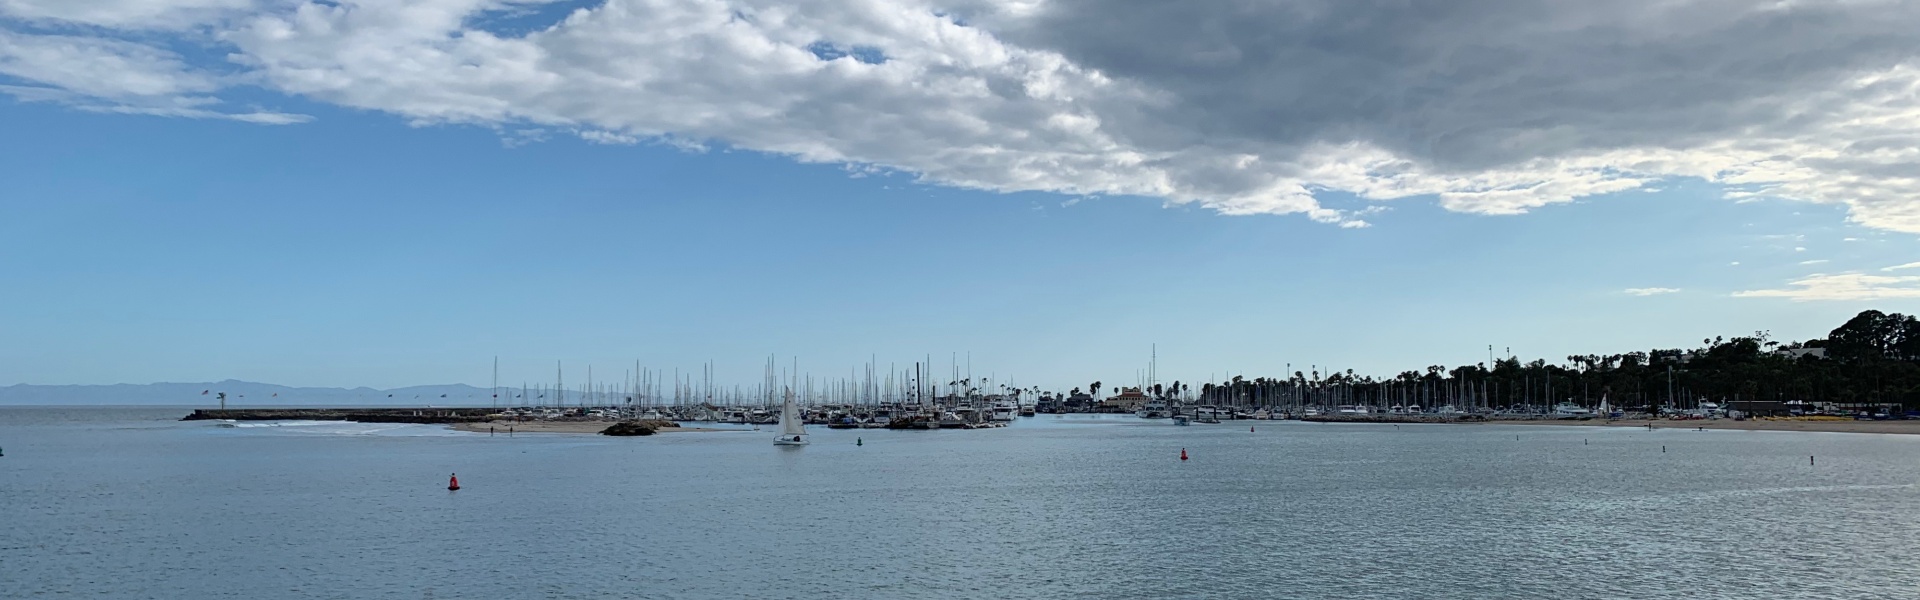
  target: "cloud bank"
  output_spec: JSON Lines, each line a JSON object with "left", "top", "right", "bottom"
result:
{"left": 1734, "top": 273, "right": 1920, "bottom": 302}
{"left": 1624, "top": 287, "right": 1679, "bottom": 297}
{"left": 5, "top": 0, "right": 1920, "bottom": 230}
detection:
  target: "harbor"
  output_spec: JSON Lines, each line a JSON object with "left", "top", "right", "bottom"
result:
{"left": 178, "top": 403, "right": 1920, "bottom": 436}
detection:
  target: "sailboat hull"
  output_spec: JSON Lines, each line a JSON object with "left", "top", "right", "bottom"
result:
{"left": 773, "top": 436, "right": 809, "bottom": 446}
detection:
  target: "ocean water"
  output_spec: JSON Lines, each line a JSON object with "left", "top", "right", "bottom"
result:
{"left": 4, "top": 407, "right": 1919, "bottom": 599}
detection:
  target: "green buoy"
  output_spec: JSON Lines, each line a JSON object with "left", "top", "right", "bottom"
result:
{"left": 856, "top": 438, "right": 863, "bottom": 446}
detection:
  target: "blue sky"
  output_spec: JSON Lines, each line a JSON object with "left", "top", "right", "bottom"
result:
{"left": 2, "top": 99, "right": 1904, "bottom": 391}
{"left": 2, "top": 1, "right": 1917, "bottom": 391}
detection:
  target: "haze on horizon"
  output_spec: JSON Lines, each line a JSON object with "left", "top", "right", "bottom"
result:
{"left": 4, "top": 0, "right": 1918, "bottom": 392}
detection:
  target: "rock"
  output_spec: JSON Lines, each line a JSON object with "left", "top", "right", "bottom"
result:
{"left": 599, "top": 421, "right": 658, "bottom": 436}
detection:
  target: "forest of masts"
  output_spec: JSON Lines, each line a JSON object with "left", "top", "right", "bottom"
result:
{"left": 489, "top": 310, "right": 1920, "bottom": 411}
{"left": 492, "top": 357, "right": 1689, "bottom": 411}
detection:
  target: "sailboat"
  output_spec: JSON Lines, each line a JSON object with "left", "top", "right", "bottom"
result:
{"left": 773, "top": 387, "right": 809, "bottom": 446}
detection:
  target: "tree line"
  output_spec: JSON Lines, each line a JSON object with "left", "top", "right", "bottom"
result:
{"left": 1079, "top": 310, "right": 1920, "bottom": 410}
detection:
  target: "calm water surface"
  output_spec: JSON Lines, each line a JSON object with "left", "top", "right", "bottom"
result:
{"left": 4, "top": 407, "right": 1919, "bottom": 599}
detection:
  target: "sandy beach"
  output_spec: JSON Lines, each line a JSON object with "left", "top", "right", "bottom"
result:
{"left": 1481, "top": 418, "right": 1920, "bottom": 435}
{"left": 448, "top": 420, "right": 733, "bottom": 434}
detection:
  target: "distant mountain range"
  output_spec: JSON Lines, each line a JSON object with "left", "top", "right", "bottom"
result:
{"left": 0, "top": 380, "right": 511, "bottom": 406}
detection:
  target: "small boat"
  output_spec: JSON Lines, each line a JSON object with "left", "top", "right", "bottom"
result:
{"left": 773, "top": 389, "right": 809, "bottom": 446}
{"left": 1172, "top": 415, "right": 1191, "bottom": 426}
{"left": 750, "top": 409, "right": 778, "bottom": 425}
{"left": 1552, "top": 402, "right": 1593, "bottom": 418}
{"left": 942, "top": 408, "right": 977, "bottom": 429}
{"left": 865, "top": 407, "right": 895, "bottom": 428}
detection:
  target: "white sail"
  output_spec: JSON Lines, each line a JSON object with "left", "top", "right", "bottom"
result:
{"left": 779, "top": 390, "right": 807, "bottom": 437}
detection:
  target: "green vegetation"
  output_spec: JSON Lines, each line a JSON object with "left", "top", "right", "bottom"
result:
{"left": 1185, "top": 310, "right": 1920, "bottom": 411}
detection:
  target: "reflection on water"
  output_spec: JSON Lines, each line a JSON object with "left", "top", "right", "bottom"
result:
{"left": 4, "top": 408, "right": 1919, "bottom": 599}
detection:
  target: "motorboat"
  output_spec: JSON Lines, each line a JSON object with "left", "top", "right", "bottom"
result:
{"left": 866, "top": 407, "right": 895, "bottom": 428}
{"left": 1553, "top": 402, "right": 1593, "bottom": 418}
{"left": 939, "top": 409, "right": 970, "bottom": 429}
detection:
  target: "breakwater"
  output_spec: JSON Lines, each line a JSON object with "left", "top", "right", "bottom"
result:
{"left": 1299, "top": 414, "right": 1490, "bottom": 424}
{"left": 180, "top": 408, "right": 496, "bottom": 424}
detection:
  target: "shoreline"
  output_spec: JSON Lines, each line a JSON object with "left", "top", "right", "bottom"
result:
{"left": 448, "top": 420, "right": 734, "bottom": 434}
{"left": 1477, "top": 418, "right": 1920, "bottom": 435}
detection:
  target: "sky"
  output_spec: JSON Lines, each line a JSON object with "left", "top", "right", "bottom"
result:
{"left": 2, "top": 0, "right": 1918, "bottom": 392}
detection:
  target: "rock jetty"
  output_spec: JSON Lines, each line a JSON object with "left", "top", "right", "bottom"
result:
{"left": 181, "top": 408, "right": 496, "bottom": 424}
{"left": 599, "top": 420, "right": 677, "bottom": 436}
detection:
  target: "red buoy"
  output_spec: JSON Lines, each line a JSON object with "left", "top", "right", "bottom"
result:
{"left": 1250, "top": 426, "right": 1255, "bottom": 432}
{"left": 1180, "top": 448, "right": 1189, "bottom": 461}
{"left": 448, "top": 473, "right": 460, "bottom": 491}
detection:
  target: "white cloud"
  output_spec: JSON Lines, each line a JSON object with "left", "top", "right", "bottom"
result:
{"left": 1730, "top": 261, "right": 1741, "bottom": 266}
{"left": 0, "top": 0, "right": 254, "bottom": 30}
{"left": 1734, "top": 273, "right": 1920, "bottom": 302}
{"left": 1799, "top": 259, "right": 1829, "bottom": 265}
{"left": 576, "top": 129, "right": 638, "bottom": 145}
{"left": 0, "top": 32, "right": 216, "bottom": 98}
{"left": 7, "top": 1, "right": 1920, "bottom": 230}
{"left": 1624, "top": 287, "right": 1680, "bottom": 296}
{"left": 0, "top": 30, "right": 308, "bottom": 122}
{"left": 1883, "top": 261, "right": 1920, "bottom": 271}
{"left": 1794, "top": 247, "right": 1807, "bottom": 252}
